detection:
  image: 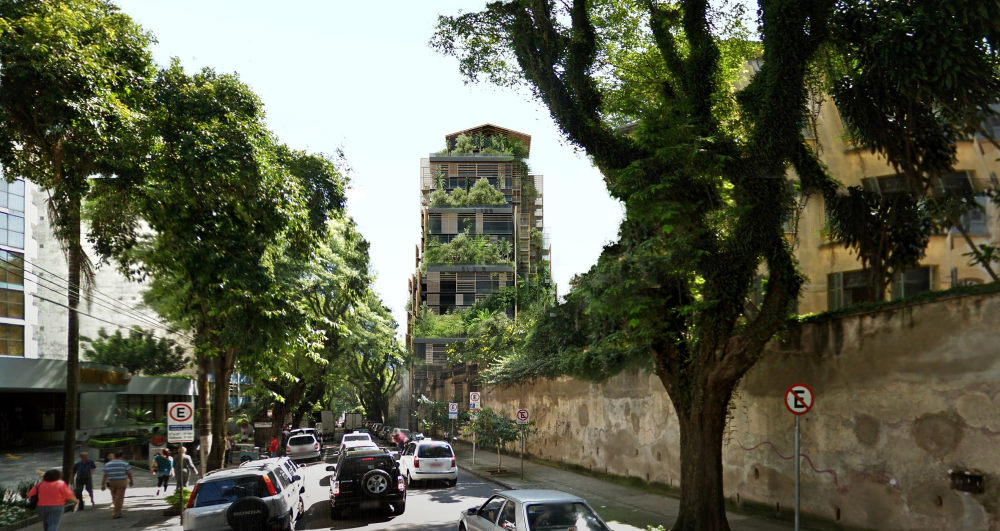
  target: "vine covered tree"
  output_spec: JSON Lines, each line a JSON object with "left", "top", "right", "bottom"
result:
{"left": 433, "top": 1, "right": 1000, "bottom": 528}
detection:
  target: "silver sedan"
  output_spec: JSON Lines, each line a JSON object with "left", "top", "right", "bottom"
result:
{"left": 459, "top": 489, "right": 611, "bottom": 531}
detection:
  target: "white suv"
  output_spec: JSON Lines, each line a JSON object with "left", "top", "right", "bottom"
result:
{"left": 183, "top": 460, "right": 303, "bottom": 530}
{"left": 397, "top": 440, "right": 457, "bottom": 487}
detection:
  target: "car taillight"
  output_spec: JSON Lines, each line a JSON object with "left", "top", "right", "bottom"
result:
{"left": 451, "top": 456, "right": 456, "bottom": 468}
{"left": 314, "top": 442, "right": 319, "bottom": 450}
{"left": 397, "top": 476, "right": 405, "bottom": 491}
{"left": 186, "top": 484, "right": 198, "bottom": 509}
{"left": 262, "top": 475, "right": 277, "bottom": 496}
{"left": 413, "top": 456, "right": 419, "bottom": 469}
{"left": 285, "top": 446, "right": 291, "bottom": 453}
{"left": 332, "top": 480, "right": 340, "bottom": 496}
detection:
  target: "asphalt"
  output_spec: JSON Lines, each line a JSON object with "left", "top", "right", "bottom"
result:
{"left": 449, "top": 439, "right": 804, "bottom": 531}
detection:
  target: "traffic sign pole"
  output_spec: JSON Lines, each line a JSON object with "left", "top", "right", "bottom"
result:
{"left": 795, "top": 415, "right": 800, "bottom": 531}
{"left": 783, "top": 383, "right": 813, "bottom": 531}
{"left": 520, "top": 426, "right": 524, "bottom": 481}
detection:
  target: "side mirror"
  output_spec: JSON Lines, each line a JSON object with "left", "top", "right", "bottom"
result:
{"left": 325, "top": 465, "right": 336, "bottom": 472}
{"left": 466, "top": 507, "right": 478, "bottom": 516}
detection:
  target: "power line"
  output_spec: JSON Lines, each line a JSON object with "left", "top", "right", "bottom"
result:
{"left": 0, "top": 252, "right": 189, "bottom": 340}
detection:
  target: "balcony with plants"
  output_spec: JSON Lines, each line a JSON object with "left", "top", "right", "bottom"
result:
{"left": 432, "top": 132, "right": 529, "bottom": 159}
{"left": 429, "top": 176, "right": 508, "bottom": 208}
{"left": 421, "top": 232, "right": 514, "bottom": 271}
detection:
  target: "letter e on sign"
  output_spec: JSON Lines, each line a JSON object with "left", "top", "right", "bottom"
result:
{"left": 784, "top": 383, "right": 814, "bottom": 415}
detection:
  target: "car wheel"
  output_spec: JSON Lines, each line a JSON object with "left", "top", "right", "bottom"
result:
{"left": 406, "top": 472, "right": 417, "bottom": 489}
{"left": 459, "top": 523, "right": 467, "bottom": 531}
{"left": 361, "top": 469, "right": 392, "bottom": 496}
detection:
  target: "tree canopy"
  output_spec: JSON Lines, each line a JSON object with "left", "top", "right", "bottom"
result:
{"left": 83, "top": 328, "right": 188, "bottom": 376}
{"left": 433, "top": 1, "right": 1000, "bottom": 528}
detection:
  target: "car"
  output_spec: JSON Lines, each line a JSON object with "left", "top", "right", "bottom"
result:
{"left": 285, "top": 433, "right": 322, "bottom": 462}
{"left": 340, "top": 431, "right": 374, "bottom": 446}
{"left": 397, "top": 439, "right": 457, "bottom": 487}
{"left": 327, "top": 447, "right": 406, "bottom": 518}
{"left": 459, "top": 490, "right": 611, "bottom": 531}
{"left": 183, "top": 460, "right": 304, "bottom": 531}
{"left": 338, "top": 439, "right": 379, "bottom": 456}
{"left": 371, "top": 422, "right": 383, "bottom": 436}
{"left": 240, "top": 456, "right": 303, "bottom": 495}
{"left": 290, "top": 428, "right": 322, "bottom": 449}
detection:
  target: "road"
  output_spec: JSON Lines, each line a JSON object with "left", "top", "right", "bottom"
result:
{"left": 293, "top": 457, "right": 497, "bottom": 531}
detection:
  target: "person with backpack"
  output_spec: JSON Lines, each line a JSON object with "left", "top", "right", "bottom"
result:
{"left": 150, "top": 448, "right": 173, "bottom": 495}
{"left": 27, "top": 469, "right": 77, "bottom": 530}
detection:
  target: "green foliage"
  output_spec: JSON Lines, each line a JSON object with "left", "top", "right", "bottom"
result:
{"left": 412, "top": 304, "right": 467, "bottom": 338}
{"left": 165, "top": 487, "right": 191, "bottom": 511}
{"left": 467, "top": 407, "right": 533, "bottom": 472}
{"left": 82, "top": 328, "right": 189, "bottom": 376}
{"left": 423, "top": 233, "right": 513, "bottom": 267}
{"left": 430, "top": 178, "right": 506, "bottom": 207}
{"left": 442, "top": 133, "right": 529, "bottom": 158}
{"left": 415, "top": 395, "right": 470, "bottom": 435}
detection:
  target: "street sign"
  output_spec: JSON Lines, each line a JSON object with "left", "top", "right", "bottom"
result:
{"left": 167, "top": 401, "right": 195, "bottom": 443}
{"left": 515, "top": 408, "right": 529, "bottom": 424}
{"left": 469, "top": 392, "right": 481, "bottom": 410}
{"left": 448, "top": 402, "right": 458, "bottom": 420}
{"left": 784, "top": 383, "right": 814, "bottom": 415}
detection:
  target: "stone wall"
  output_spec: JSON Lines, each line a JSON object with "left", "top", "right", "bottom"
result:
{"left": 434, "top": 291, "right": 1000, "bottom": 530}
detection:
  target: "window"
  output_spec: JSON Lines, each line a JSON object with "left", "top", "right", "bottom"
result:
{"left": 478, "top": 496, "right": 507, "bottom": 525}
{"left": 958, "top": 196, "right": 989, "bottom": 235}
{"left": 891, "top": 266, "right": 935, "bottom": 300}
{"left": 459, "top": 214, "right": 475, "bottom": 234}
{"left": 428, "top": 214, "right": 442, "bottom": 234}
{"left": 0, "top": 288, "right": 24, "bottom": 318}
{"left": 861, "top": 175, "right": 916, "bottom": 196}
{"left": 193, "top": 476, "right": 267, "bottom": 507}
{"left": 0, "top": 213, "right": 25, "bottom": 249}
{"left": 0, "top": 251, "right": 23, "bottom": 288}
{"left": 0, "top": 180, "right": 25, "bottom": 213}
{"left": 828, "top": 270, "right": 876, "bottom": 310}
{"left": 0, "top": 323, "right": 23, "bottom": 356}
{"left": 498, "top": 501, "right": 516, "bottom": 529}
{"left": 416, "top": 443, "right": 453, "bottom": 458}
{"left": 483, "top": 215, "right": 513, "bottom": 234}
{"left": 933, "top": 172, "right": 974, "bottom": 197}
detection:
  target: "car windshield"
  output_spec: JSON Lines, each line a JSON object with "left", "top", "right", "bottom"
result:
{"left": 288, "top": 436, "right": 314, "bottom": 446}
{"left": 526, "top": 502, "right": 610, "bottom": 531}
{"left": 193, "top": 476, "right": 266, "bottom": 507}
{"left": 417, "top": 443, "right": 453, "bottom": 458}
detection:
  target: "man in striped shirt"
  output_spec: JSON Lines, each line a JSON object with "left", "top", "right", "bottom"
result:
{"left": 100, "top": 452, "right": 134, "bottom": 519}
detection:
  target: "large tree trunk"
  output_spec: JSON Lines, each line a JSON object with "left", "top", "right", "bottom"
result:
{"left": 61, "top": 198, "right": 82, "bottom": 480}
{"left": 196, "top": 355, "right": 211, "bottom": 464}
{"left": 208, "top": 354, "right": 232, "bottom": 471}
{"left": 670, "top": 384, "right": 733, "bottom": 531}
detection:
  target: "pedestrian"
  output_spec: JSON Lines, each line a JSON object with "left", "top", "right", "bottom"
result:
{"left": 100, "top": 451, "right": 133, "bottom": 519}
{"left": 70, "top": 451, "right": 96, "bottom": 510}
{"left": 225, "top": 435, "right": 236, "bottom": 465}
{"left": 150, "top": 449, "right": 173, "bottom": 495}
{"left": 176, "top": 446, "right": 200, "bottom": 487}
{"left": 268, "top": 435, "right": 279, "bottom": 456}
{"left": 27, "top": 469, "right": 77, "bottom": 531}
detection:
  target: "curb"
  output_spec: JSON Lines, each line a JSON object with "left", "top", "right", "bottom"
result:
{"left": 457, "top": 463, "right": 514, "bottom": 490}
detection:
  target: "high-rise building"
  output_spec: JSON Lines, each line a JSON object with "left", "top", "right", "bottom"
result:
{"left": 401, "top": 124, "right": 550, "bottom": 422}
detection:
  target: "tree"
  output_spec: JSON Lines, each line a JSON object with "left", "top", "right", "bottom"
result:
{"left": 467, "top": 407, "right": 527, "bottom": 473}
{"left": 83, "top": 328, "right": 188, "bottom": 375}
{"left": 0, "top": 0, "right": 154, "bottom": 478}
{"left": 433, "top": 1, "right": 1000, "bottom": 528}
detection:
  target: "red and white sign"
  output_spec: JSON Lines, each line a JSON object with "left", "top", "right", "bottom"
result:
{"left": 515, "top": 408, "right": 530, "bottom": 425}
{"left": 167, "top": 401, "right": 195, "bottom": 443}
{"left": 784, "top": 383, "right": 814, "bottom": 415}
{"left": 470, "top": 392, "right": 481, "bottom": 410}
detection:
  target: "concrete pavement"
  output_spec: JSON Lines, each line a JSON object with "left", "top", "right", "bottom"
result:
{"left": 451, "top": 439, "right": 813, "bottom": 531}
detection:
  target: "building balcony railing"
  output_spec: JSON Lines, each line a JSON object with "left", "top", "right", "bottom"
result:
{"left": 429, "top": 152, "right": 516, "bottom": 162}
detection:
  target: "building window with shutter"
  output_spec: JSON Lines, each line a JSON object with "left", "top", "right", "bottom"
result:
{"left": 828, "top": 270, "right": 876, "bottom": 310}
{"left": 891, "top": 266, "right": 936, "bottom": 300}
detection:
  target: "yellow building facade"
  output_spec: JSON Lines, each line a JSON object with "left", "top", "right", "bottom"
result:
{"left": 792, "top": 100, "right": 1000, "bottom": 314}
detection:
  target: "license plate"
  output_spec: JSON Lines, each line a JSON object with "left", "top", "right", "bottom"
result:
{"left": 360, "top": 500, "right": 381, "bottom": 509}
{"left": 430, "top": 462, "right": 443, "bottom": 468}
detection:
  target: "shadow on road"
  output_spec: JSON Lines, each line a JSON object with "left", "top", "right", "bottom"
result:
{"left": 297, "top": 500, "right": 399, "bottom": 530}
{"left": 419, "top": 480, "right": 492, "bottom": 507}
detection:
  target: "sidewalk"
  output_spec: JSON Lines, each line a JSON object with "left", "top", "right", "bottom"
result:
{"left": 1, "top": 445, "right": 201, "bottom": 530}
{"left": 452, "top": 440, "right": 802, "bottom": 531}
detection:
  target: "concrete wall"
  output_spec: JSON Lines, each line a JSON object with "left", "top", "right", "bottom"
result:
{"left": 437, "top": 291, "right": 1000, "bottom": 530}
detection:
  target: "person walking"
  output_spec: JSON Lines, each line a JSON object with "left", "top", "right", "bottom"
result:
{"left": 176, "top": 446, "right": 200, "bottom": 487}
{"left": 27, "top": 469, "right": 77, "bottom": 531}
{"left": 150, "top": 449, "right": 173, "bottom": 495}
{"left": 267, "top": 435, "right": 279, "bottom": 456}
{"left": 224, "top": 435, "right": 234, "bottom": 466}
{"left": 100, "top": 452, "right": 133, "bottom": 519}
{"left": 70, "top": 451, "right": 96, "bottom": 510}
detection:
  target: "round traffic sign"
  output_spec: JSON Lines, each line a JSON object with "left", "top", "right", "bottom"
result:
{"left": 470, "top": 392, "right": 481, "bottom": 402}
{"left": 168, "top": 403, "right": 193, "bottom": 423}
{"left": 515, "top": 408, "right": 529, "bottom": 423}
{"left": 784, "top": 383, "right": 814, "bottom": 415}
{"left": 448, "top": 402, "right": 458, "bottom": 413}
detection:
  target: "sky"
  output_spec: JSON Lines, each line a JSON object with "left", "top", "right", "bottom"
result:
{"left": 114, "top": 0, "right": 624, "bottom": 329}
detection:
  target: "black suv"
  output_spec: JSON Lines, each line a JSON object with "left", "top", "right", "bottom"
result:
{"left": 327, "top": 448, "right": 406, "bottom": 518}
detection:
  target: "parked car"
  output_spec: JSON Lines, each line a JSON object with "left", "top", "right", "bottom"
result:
{"left": 378, "top": 425, "right": 392, "bottom": 440}
{"left": 286, "top": 434, "right": 322, "bottom": 462}
{"left": 327, "top": 447, "right": 406, "bottom": 518}
{"left": 397, "top": 439, "right": 457, "bottom": 487}
{"left": 459, "top": 489, "right": 610, "bottom": 531}
{"left": 371, "top": 423, "right": 383, "bottom": 436}
{"left": 183, "top": 460, "right": 304, "bottom": 531}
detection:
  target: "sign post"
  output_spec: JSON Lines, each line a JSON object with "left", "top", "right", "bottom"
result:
{"left": 469, "top": 392, "right": 481, "bottom": 464}
{"left": 515, "top": 408, "right": 529, "bottom": 481}
{"left": 784, "top": 383, "right": 814, "bottom": 531}
{"left": 448, "top": 402, "right": 458, "bottom": 446}
{"left": 167, "top": 402, "right": 194, "bottom": 522}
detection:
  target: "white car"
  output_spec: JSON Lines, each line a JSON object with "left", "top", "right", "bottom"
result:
{"left": 459, "top": 490, "right": 610, "bottom": 531}
{"left": 184, "top": 461, "right": 303, "bottom": 530}
{"left": 285, "top": 434, "right": 322, "bottom": 462}
{"left": 397, "top": 439, "right": 457, "bottom": 487}
{"left": 337, "top": 439, "right": 378, "bottom": 455}
{"left": 339, "top": 431, "right": 373, "bottom": 446}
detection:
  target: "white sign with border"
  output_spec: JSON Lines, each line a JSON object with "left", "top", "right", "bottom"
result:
{"left": 784, "top": 383, "right": 814, "bottom": 415}
{"left": 448, "top": 402, "right": 459, "bottom": 420}
{"left": 470, "top": 392, "right": 481, "bottom": 410}
{"left": 515, "top": 408, "right": 530, "bottom": 425}
{"left": 167, "top": 402, "right": 195, "bottom": 443}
